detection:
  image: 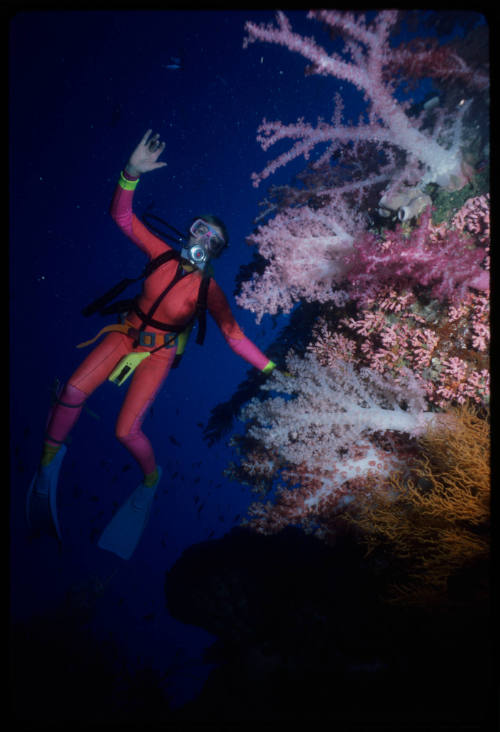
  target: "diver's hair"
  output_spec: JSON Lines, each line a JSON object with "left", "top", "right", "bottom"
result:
{"left": 189, "top": 214, "right": 229, "bottom": 249}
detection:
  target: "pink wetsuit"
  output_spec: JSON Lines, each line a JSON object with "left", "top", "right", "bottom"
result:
{"left": 44, "top": 173, "right": 273, "bottom": 475}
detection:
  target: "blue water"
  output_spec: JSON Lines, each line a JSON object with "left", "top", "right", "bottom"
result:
{"left": 9, "top": 9, "right": 488, "bottom": 722}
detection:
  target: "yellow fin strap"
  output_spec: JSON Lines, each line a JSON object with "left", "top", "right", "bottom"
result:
{"left": 76, "top": 324, "right": 131, "bottom": 349}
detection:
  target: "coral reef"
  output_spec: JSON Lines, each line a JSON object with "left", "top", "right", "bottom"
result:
{"left": 221, "top": 12, "right": 490, "bottom": 606}
{"left": 345, "top": 402, "right": 490, "bottom": 605}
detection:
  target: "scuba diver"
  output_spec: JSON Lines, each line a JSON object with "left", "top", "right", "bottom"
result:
{"left": 27, "top": 129, "right": 276, "bottom": 560}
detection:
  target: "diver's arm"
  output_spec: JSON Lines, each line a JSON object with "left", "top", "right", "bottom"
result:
{"left": 110, "top": 130, "right": 170, "bottom": 258}
{"left": 226, "top": 335, "right": 276, "bottom": 373}
{"left": 207, "top": 280, "right": 276, "bottom": 373}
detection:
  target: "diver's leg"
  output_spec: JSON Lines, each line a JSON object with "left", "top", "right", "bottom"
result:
{"left": 29, "top": 332, "right": 134, "bottom": 539}
{"left": 115, "top": 346, "right": 176, "bottom": 482}
{"left": 43, "top": 384, "right": 86, "bottom": 456}
{"left": 42, "top": 332, "right": 131, "bottom": 463}
{"left": 98, "top": 347, "right": 176, "bottom": 558}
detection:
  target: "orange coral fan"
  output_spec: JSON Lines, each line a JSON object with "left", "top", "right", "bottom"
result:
{"left": 347, "top": 402, "right": 490, "bottom": 606}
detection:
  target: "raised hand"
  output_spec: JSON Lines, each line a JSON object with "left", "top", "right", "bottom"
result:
{"left": 125, "top": 129, "right": 167, "bottom": 177}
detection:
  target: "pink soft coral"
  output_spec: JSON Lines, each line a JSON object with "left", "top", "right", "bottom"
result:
{"left": 236, "top": 196, "right": 361, "bottom": 322}
{"left": 312, "top": 287, "right": 490, "bottom": 409}
{"left": 345, "top": 202, "right": 489, "bottom": 307}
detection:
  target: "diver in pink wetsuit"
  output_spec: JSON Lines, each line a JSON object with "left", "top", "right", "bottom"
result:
{"left": 27, "top": 130, "right": 276, "bottom": 558}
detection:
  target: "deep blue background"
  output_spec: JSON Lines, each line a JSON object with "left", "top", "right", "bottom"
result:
{"left": 9, "top": 9, "right": 483, "bottom": 713}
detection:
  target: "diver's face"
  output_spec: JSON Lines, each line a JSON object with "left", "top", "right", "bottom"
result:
{"left": 183, "top": 219, "right": 226, "bottom": 269}
{"left": 188, "top": 224, "right": 224, "bottom": 250}
{"left": 188, "top": 220, "right": 226, "bottom": 261}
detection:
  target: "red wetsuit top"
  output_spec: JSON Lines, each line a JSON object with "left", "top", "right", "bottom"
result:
{"left": 110, "top": 173, "right": 273, "bottom": 372}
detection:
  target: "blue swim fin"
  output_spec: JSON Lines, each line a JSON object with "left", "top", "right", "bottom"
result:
{"left": 26, "top": 444, "right": 67, "bottom": 540}
{"left": 98, "top": 467, "right": 162, "bottom": 560}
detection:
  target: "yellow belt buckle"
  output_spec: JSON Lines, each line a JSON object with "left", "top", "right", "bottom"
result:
{"left": 108, "top": 352, "right": 151, "bottom": 386}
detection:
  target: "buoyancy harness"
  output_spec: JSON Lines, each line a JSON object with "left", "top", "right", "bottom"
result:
{"left": 79, "top": 212, "right": 212, "bottom": 370}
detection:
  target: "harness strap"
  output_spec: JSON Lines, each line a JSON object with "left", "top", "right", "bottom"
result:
{"left": 131, "top": 271, "right": 211, "bottom": 345}
{"left": 143, "top": 249, "right": 180, "bottom": 277}
{"left": 82, "top": 250, "right": 179, "bottom": 319}
{"left": 44, "top": 435, "right": 67, "bottom": 445}
{"left": 54, "top": 397, "right": 86, "bottom": 408}
{"left": 76, "top": 322, "right": 178, "bottom": 350}
{"left": 136, "top": 262, "right": 185, "bottom": 328}
{"left": 131, "top": 301, "right": 187, "bottom": 333}
{"left": 80, "top": 249, "right": 212, "bottom": 350}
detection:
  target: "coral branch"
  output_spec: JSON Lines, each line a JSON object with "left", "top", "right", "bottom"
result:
{"left": 240, "top": 353, "right": 433, "bottom": 537}
{"left": 244, "top": 10, "right": 480, "bottom": 191}
{"left": 236, "top": 196, "right": 361, "bottom": 322}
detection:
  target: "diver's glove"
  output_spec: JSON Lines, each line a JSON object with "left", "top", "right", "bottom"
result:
{"left": 262, "top": 360, "right": 276, "bottom": 374}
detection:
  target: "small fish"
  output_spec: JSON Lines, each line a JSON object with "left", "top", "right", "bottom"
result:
{"left": 197, "top": 503, "right": 204, "bottom": 513}
{"left": 233, "top": 514, "right": 240, "bottom": 522}
{"left": 169, "top": 435, "right": 181, "bottom": 446}
{"left": 90, "top": 495, "right": 99, "bottom": 502}
{"left": 163, "top": 56, "right": 182, "bottom": 71}
{"left": 196, "top": 422, "right": 203, "bottom": 428}
{"left": 143, "top": 613, "right": 155, "bottom": 622}
{"left": 122, "top": 464, "right": 132, "bottom": 472}
{"left": 194, "top": 495, "right": 199, "bottom": 504}
{"left": 194, "top": 477, "right": 200, "bottom": 484}
{"left": 207, "top": 530, "right": 215, "bottom": 538}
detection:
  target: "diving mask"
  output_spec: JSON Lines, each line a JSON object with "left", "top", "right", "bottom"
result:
{"left": 181, "top": 219, "right": 226, "bottom": 270}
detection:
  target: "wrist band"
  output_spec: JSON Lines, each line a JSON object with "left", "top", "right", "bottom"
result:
{"left": 262, "top": 360, "right": 276, "bottom": 374}
{"left": 119, "top": 170, "right": 140, "bottom": 190}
